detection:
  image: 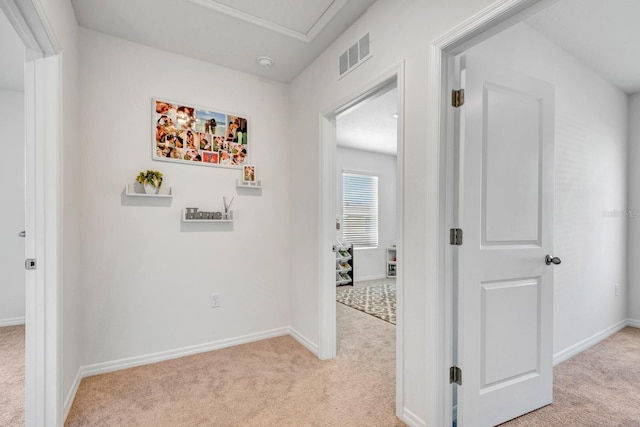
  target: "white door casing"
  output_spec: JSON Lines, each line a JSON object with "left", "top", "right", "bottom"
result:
{"left": 456, "top": 57, "right": 555, "bottom": 426}
{"left": 0, "top": 0, "right": 62, "bottom": 424}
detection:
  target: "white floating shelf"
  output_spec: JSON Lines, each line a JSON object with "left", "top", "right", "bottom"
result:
{"left": 235, "top": 179, "right": 262, "bottom": 189}
{"left": 125, "top": 185, "right": 173, "bottom": 198}
{"left": 181, "top": 209, "right": 233, "bottom": 223}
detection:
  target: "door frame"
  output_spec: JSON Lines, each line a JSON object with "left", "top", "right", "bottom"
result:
{"left": 318, "top": 62, "right": 405, "bottom": 417}
{"left": 429, "top": 0, "right": 555, "bottom": 425}
{"left": 0, "top": 0, "right": 62, "bottom": 424}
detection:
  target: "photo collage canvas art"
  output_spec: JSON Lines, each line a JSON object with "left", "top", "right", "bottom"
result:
{"left": 153, "top": 99, "right": 248, "bottom": 168}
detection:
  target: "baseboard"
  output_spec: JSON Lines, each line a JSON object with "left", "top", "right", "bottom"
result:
{"left": 553, "top": 319, "right": 627, "bottom": 365}
{"left": 63, "top": 369, "right": 83, "bottom": 420}
{"left": 289, "top": 327, "right": 319, "bottom": 356}
{"left": 80, "top": 326, "right": 290, "bottom": 378}
{"left": 402, "top": 407, "right": 426, "bottom": 427}
{"left": 0, "top": 316, "right": 25, "bottom": 327}
{"left": 627, "top": 318, "right": 640, "bottom": 328}
{"left": 356, "top": 274, "right": 388, "bottom": 282}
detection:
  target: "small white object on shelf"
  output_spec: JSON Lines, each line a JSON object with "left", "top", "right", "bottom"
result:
{"left": 386, "top": 246, "right": 397, "bottom": 278}
{"left": 182, "top": 208, "right": 233, "bottom": 223}
{"left": 235, "top": 178, "right": 262, "bottom": 189}
{"left": 125, "top": 185, "right": 173, "bottom": 198}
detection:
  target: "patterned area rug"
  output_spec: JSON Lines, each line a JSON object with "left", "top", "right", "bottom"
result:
{"left": 336, "top": 283, "right": 396, "bottom": 325}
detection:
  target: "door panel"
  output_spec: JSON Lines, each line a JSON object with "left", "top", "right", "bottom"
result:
{"left": 457, "top": 57, "right": 555, "bottom": 427}
{"left": 481, "top": 278, "right": 539, "bottom": 388}
{"left": 483, "top": 84, "right": 542, "bottom": 245}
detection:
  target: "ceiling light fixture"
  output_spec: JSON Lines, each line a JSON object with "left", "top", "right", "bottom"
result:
{"left": 258, "top": 56, "right": 274, "bottom": 70}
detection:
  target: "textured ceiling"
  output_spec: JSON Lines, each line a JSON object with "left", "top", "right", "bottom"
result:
{"left": 210, "top": 0, "right": 337, "bottom": 34}
{"left": 337, "top": 87, "right": 397, "bottom": 156}
{"left": 70, "top": 0, "right": 376, "bottom": 83}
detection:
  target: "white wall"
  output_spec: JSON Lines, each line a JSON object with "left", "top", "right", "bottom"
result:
{"left": 78, "top": 29, "right": 291, "bottom": 366}
{"left": 288, "top": 0, "right": 498, "bottom": 423}
{"left": 464, "top": 23, "right": 629, "bottom": 354}
{"left": 0, "top": 89, "right": 25, "bottom": 324}
{"left": 39, "top": 0, "right": 84, "bottom": 410}
{"left": 628, "top": 92, "right": 640, "bottom": 322}
{"left": 336, "top": 147, "right": 396, "bottom": 281}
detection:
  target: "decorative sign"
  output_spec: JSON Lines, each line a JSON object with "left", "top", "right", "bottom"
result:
{"left": 153, "top": 98, "right": 249, "bottom": 168}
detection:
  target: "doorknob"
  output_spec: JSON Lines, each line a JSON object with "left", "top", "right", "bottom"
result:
{"left": 19, "top": 230, "right": 26, "bottom": 238}
{"left": 545, "top": 255, "right": 561, "bottom": 265}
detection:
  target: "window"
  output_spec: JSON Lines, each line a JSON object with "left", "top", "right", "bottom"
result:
{"left": 342, "top": 172, "right": 378, "bottom": 248}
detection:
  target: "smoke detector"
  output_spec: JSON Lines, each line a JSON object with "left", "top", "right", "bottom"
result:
{"left": 258, "top": 56, "right": 273, "bottom": 69}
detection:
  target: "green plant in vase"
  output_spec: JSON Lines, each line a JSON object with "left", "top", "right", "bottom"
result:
{"left": 136, "top": 170, "right": 163, "bottom": 194}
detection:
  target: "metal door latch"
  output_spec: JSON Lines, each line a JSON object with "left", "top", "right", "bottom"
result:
{"left": 25, "top": 258, "right": 36, "bottom": 270}
{"left": 545, "top": 255, "right": 561, "bottom": 265}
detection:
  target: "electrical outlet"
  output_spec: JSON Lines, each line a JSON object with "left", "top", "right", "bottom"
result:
{"left": 210, "top": 293, "right": 220, "bottom": 308}
{"left": 615, "top": 284, "right": 620, "bottom": 296}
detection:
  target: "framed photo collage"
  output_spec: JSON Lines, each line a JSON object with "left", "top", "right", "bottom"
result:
{"left": 153, "top": 98, "right": 249, "bottom": 168}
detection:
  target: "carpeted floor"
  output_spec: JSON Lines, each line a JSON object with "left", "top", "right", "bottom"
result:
{"left": 65, "top": 303, "right": 404, "bottom": 426}
{"left": 500, "top": 327, "right": 640, "bottom": 426}
{"left": 26, "top": 306, "right": 639, "bottom": 426}
{"left": 0, "top": 325, "right": 25, "bottom": 426}
{"left": 336, "top": 282, "right": 396, "bottom": 325}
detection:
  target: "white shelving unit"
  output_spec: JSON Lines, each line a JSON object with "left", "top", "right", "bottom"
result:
{"left": 235, "top": 179, "right": 262, "bottom": 189}
{"left": 336, "top": 243, "right": 354, "bottom": 286}
{"left": 124, "top": 185, "right": 173, "bottom": 198}
{"left": 386, "top": 246, "right": 397, "bottom": 278}
{"left": 181, "top": 209, "right": 233, "bottom": 223}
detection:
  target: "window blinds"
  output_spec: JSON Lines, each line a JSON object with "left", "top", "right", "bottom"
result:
{"left": 342, "top": 172, "right": 378, "bottom": 248}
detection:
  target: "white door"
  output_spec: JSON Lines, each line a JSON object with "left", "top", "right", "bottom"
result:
{"left": 456, "top": 56, "right": 556, "bottom": 426}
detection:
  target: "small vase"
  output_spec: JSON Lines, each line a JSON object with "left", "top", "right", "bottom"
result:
{"left": 144, "top": 183, "right": 158, "bottom": 194}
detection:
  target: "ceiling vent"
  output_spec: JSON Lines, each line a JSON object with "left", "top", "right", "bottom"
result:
{"left": 339, "top": 33, "right": 371, "bottom": 78}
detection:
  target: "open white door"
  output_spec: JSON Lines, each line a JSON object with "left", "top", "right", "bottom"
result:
{"left": 456, "top": 56, "right": 556, "bottom": 426}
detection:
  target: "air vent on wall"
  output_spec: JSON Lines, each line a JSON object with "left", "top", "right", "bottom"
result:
{"left": 338, "top": 33, "right": 372, "bottom": 78}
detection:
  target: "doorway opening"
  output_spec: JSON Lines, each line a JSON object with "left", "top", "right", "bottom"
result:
{"left": 435, "top": 0, "right": 636, "bottom": 425}
{"left": 319, "top": 64, "right": 405, "bottom": 417}
{"left": 334, "top": 83, "right": 398, "bottom": 344}
{"left": 0, "top": 0, "right": 63, "bottom": 423}
{"left": 0, "top": 6, "right": 26, "bottom": 424}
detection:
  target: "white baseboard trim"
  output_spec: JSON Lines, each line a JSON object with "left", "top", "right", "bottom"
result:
{"left": 63, "top": 369, "right": 83, "bottom": 420}
{"left": 356, "top": 274, "right": 389, "bottom": 282}
{"left": 627, "top": 318, "right": 640, "bottom": 328}
{"left": 0, "top": 316, "right": 25, "bottom": 327}
{"left": 80, "top": 326, "right": 290, "bottom": 378}
{"left": 402, "top": 407, "right": 426, "bottom": 427}
{"left": 289, "top": 327, "right": 319, "bottom": 356}
{"left": 553, "top": 319, "right": 627, "bottom": 366}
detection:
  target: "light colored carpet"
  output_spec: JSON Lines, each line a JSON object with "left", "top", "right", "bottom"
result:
{"left": 336, "top": 283, "right": 396, "bottom": 325}
{"left": 0, "top": 325, "right": 25, "bottom": 426}
{"left": 65, "top": 303, "right": 404, "bottom": 426}
{"left": 500, "top": 326, "right": 640, "bottom": 426}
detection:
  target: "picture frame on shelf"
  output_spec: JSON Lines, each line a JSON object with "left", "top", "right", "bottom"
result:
{"left": 242, "top": 165, "right": 256, "bottom": 185}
